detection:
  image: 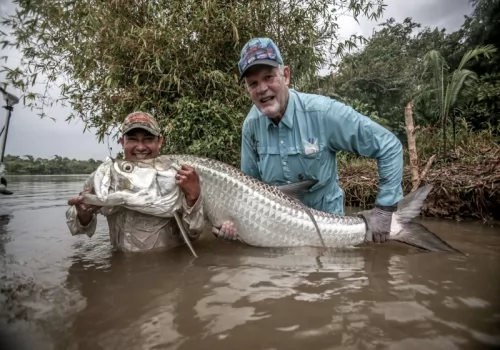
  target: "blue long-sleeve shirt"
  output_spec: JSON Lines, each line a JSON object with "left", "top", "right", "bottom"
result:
{"left": 240, "top": 89, "right": 403, "bottom": 215}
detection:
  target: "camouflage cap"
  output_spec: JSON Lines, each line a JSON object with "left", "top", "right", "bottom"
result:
{"left": 121, "top": 111, "right": 161, "bottom": 136}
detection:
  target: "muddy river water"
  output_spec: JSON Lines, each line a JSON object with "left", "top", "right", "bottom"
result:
{"left": 0, "top": 175, "right": 499, "bottom": 350}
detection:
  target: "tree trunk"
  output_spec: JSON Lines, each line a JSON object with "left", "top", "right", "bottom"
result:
{"left": 452, "top": 113, "right": 456, "bottom": 152}
{"left": 442, "top": 113, "right": 447, "bottom": 160}
{"left": 404, "top": 102, "right": 420, "bottom": 190}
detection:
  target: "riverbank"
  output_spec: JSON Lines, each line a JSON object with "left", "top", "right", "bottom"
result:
{"left": 339, "top": 150, "right": 500, "bottom": 222}
{"left": 1, "top": 155, "right": 102, "bottom": 175}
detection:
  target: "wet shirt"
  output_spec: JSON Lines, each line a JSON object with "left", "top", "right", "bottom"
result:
{"left": 65, "top": 173, "right": 205, "bottom": 252}
{"left": 240, "top": 89, "right": 404, "bottom": 215}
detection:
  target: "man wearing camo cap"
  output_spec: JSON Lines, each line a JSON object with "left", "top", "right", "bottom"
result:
{"left": 66, "top": 111, "right": 206, "bottom": 252}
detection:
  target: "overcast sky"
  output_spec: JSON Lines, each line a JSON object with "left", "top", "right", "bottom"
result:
{"left": 0, "top": 0, "right": 474, "bottom": 161}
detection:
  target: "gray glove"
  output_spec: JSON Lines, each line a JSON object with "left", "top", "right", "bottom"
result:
{"left": 357, "top": 205, "right": 396, "bottom": 243}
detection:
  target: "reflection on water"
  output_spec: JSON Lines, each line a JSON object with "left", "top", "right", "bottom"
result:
{"left": 0, "top": 175, "right": 499, "bottom": 350}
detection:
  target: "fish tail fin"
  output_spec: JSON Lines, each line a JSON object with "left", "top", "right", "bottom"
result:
{"left": 389, "top": 185, "right": 462, "bottom": 254}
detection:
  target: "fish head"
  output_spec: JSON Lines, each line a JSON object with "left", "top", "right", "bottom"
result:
{"left": 110, "top": 159, "right": 158, "bottom": 194}
{"left": 91, "top": 157, "right": 159, "bottom": 202}
{"left": 83, "top": 156, "right": 183, "bottom": 213}
{"left": 91, "top": 158, "right": 113, "bottom": 200}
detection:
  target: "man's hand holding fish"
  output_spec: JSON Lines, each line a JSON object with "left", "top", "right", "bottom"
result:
{"left": 175, "top": 164, "right": 201, "bottom": 207}
{"left": 67, "top": 187, "right": 101, "bottom": 227}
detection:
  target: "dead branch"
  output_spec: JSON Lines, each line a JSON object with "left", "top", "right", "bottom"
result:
{"left": 404, "top": 102, "right": 420, "bottom": 190}
{"left": 412, "top": 154, "right": 436, "bottom": 192}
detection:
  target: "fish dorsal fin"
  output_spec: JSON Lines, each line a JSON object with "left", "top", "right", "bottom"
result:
{"left": 277, "top": 179, "right": 319, "bottom": 201}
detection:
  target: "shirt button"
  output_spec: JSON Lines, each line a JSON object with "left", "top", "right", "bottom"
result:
{"left": 287, "top": 181, "right": 291, "bottom": 184}
{"left": 280, "top": 140, "right": 284, "bottom": 144}
{"left": 282, "top": 161, "right": 287, "bottom": 166}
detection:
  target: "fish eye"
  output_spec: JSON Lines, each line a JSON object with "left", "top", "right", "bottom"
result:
{"left": 121, "top": 162, "right": 134, "bottom": 173}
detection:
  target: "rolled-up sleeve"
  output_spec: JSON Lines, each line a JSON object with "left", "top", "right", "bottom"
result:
{"left": 325, "top": 99, "right": 404, "bottom": 206}
{"left": 65, "top": 173, "right": 99, "bottom": 238}
{"left": 181, "top": 193, "right": 205, "bottom": 240}
{"left": 66, "top": 205, "right": 98, "bottom": 238}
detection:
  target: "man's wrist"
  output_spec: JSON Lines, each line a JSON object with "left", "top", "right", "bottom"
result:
{"left": 185, "top": 195, "right": 199, "bottom": 207}
{"left": 77, "top": 212, "right": 94, "bottom": 226}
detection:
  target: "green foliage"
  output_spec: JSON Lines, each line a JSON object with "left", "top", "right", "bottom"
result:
{"left": 462, "top": 0, "right": 500, "bottom": 75}
{"left": 164, "top": 97, "right": 244, "bottom": 165}
{"left": 418, "top": 44, "right": 497, "bottom": 156}
{"left": 472, "top": 72, "right": 500, "bottom": 124}
{"left": 308, "top": 17, "right": 460, "bottom": 137}
{"left": 0, "top": 0, "right": 384, "bottom": 167}
{"left": 3, "top": 155, "right": 102, "bottom": 175}
{"left": 413, "top": 117, "right": 500, "bottom": 166}
{"left": 306, "top": 2, "right": 499, "bottom": 162}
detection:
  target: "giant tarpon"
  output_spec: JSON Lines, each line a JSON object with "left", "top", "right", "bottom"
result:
{"left": 82, "top": 154, "right": 459, "bottom": 254}
{"left": 166, "top": 154, "right": 459, "bottom": 253}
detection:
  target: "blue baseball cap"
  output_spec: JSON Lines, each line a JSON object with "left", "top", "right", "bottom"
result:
{"left": 238, "top": 37, "right": 284, "bottom": 78}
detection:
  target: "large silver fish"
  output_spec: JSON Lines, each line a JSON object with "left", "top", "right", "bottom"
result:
{"left": 165, "top": 154, "right": 459, "bottom": 253}
{"left": 83, "top": 155, "right": 459, "bottom": 253}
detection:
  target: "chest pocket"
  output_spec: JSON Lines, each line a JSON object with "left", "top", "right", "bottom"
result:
{"left": 296, "top": 145, "right": 322, "bottom": 179}
{"left": 256, "top": 145, "right": 323, "bottom": 184}
{"left": 299, "top": 147, "right": 322, "bottom": 160}
{"left": 300, "top": 137, "right": 322, "bottom": 160}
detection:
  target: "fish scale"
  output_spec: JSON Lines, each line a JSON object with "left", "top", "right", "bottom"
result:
{"left": 168, "top": 154, "right": 368, "bottom": 248}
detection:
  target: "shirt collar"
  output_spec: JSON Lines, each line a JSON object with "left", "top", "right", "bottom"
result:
{"left": 262, "top": 89, "right": 295, "bottom": 129}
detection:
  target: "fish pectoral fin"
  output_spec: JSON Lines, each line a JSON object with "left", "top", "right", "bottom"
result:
{"left": 276, "top": 180, "right": 325, "bottom": 247}
{"left": 81, "top": 193, "right": 107, "bottom": 206}
{"left": 173, "top": 211, "right": 198, "bottom": 258}
{"left": 276, "top": 179, "right": 319, "bottom": 202}
{"left": 289, "top": 196, "right": 326, "bottom": 248}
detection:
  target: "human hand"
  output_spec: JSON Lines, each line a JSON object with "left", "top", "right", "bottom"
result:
{"left": 357, "top": 205, "right": 395, "bottom": 243}
{"left": 175, "top": 165, "right": 201, "bottom": 207}
{"left": 68, "top": 188, "right": 102, "bottom": 226}
{"left": 212, "top": 220, "right": 239, "bottom": 241}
